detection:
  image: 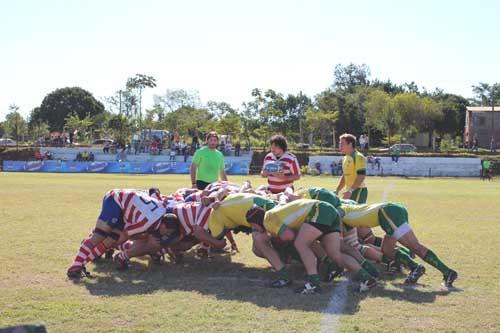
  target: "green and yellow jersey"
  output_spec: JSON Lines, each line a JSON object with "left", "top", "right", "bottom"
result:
{"left": 295, "top": 187, "right": 342, "bottom": 208}
{"left": 340, "top": 202, "right": 408, "bottom": 237}
{"left": 208, "top": 193, "right": 277, "bottom": 239}
{"left": 264, "top": 199, "right": 340, "bottom": 237}
{"left": 342, "top": 150, "right": 367, "bottom": 189}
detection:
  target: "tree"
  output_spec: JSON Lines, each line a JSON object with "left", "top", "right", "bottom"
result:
{"left": 126, "top": 74, "right": 157, "bottom": 129}
{"left": 107, "top": 114, "right": 135, "bottom": 146}
{"left": 304, "top": 107, "right": 338, "bottom": 149}
{"left": 206, "top": 101, "right": 236, "bottom": 120}
{"left": 4, "top": 105, "right": 28, "bottom": 145}
{"left": 332, "top": 63, "right": 371, "bottom": 92}
{"left": 217, "top": 113, "right": 241, "bottom": 139}
{"left": 364, "top": 91, "right": 400, "bottom": 145}
{"left": 64, "top": 113, "right": 94, "bottom": 142}
{"left": 105, "top": 89, "right": 137, "bottom": 117}
{"left": 39, "top": 87, "right": 105, "bottom": 131}
{"left": 0, "top": 122, "right": 5, "bottom": 138}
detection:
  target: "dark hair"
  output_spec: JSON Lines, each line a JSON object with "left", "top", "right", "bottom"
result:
{"left": 149, "top": 187, "right": 161, "bottom": 196}
{"left": 161, "top": 213, "right": 180, "bottom": 231}
{"left": 270, "top": 135, "right": 288, "bottom": 151}
{"left": 246, "top": 206, "right": 265, "bottom": 226}
{"left": 206, "top": 131, "right": 219, "bottom": 141}
{"left": 339, "top": 133, "right": 356, "bottom": 147}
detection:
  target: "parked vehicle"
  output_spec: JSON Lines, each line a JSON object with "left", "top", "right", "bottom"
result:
{"left": 381, "top": 143, "right": 417, "bottom": 152}
{"left": 0, "top": 138, "right": 17, "bottom": 146}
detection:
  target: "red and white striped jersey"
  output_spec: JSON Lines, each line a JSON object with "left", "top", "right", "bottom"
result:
{"left": 262, "top": 151, "right": 300, "bottom": 193}
{"left": 173, "top": 202, "right": 211, "bottom": 235}
{"left": 205, "top": 181, "right": 241, "bottom": 194}
{"left": 106, "top": 189, "right": 167, "bottom": 236}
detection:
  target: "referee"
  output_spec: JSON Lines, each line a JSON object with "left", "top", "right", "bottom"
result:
{"left": 190, "top": 131, "right": 227, "bottom": 190}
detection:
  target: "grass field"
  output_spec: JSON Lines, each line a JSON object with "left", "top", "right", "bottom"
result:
{"left": 0, "top": 173, "right": 499, "bottom": 332}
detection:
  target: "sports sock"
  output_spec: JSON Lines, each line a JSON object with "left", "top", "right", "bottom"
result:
{"left": 395, "top": 249, "right": 418, "bottom": 270}
{"left": 277, "top": 267, "right": 289, "bottom": 281}
{"left": 69, "top": 238, "right": 94, "bottom": 270}
{"left": 307, "top": 274, "right": 321, "bottom": 287}
{"left": 353, "top": 268, "right": 372, "bottom": 282}
{"left": 423, "top": 250, "right": 451, "bottom": 275}
{"left": 361, "top": 260, "right": 380, "bottom": 278}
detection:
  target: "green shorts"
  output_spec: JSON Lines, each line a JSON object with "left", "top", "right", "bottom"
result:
{"left": 306, "top": 201, "right": 341, "bottom": 234}
{"left": 378, "top": 203, "right": 411, "bottom": 240}
{"left": 352, "top": 187, "right": 368, "bottom": 204}
{"left": 314, "top": 189, "right": 342, "bottom": 208}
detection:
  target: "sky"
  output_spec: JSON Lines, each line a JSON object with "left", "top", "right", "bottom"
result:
{"left": 1, "top": 0, "right": 499, "bottom": 120}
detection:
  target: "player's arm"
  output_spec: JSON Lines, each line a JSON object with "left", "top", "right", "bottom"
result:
{"left": 190, "top": 163, "right": 198, "bottom": 188}
{"left": 220, "top": 168, "right": 228, "bottom": 181}
{"left": 335, "top": 176, "right": 345, "bottom": 195}
{"left": 192, "top": 225, "right": 226, "bottom": 248}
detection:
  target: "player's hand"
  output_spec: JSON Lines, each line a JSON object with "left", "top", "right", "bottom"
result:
{"left": 213, "top": 239, "right": 227, "bottom": 249}
{"left": 261, "top": 170, "right": 270, "bottom": 177}
{"left": 212, "top": 201, "right": 222, "bottom": 210}
{"left": 342, "top": 191, "right": 352, "bottom": 199}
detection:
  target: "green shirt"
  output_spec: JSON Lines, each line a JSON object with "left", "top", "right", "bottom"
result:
{"left": 192, "top": 146, "right": 225, "bottom": 183}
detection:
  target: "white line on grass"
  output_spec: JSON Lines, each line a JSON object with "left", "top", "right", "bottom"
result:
{"left": 320, "top": 182, "right": 395, "bottom": 333}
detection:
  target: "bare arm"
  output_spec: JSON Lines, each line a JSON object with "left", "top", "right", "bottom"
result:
{"left": 342, "top": 174, "right": 365, "bottom": 199}
{"left": 220, "top": 169, "right": 228, "bottom": 181}
{"left": 193, "top": 225, "right": 226, "bottom": 248}
{"left": 335, "top": 176, "right": 345, "bottom": 194}
{"left": 190, "top": 163, "right": 197, "bottom": 187}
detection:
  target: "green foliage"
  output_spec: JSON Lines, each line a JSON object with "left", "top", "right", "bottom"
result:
{"left": 4, "top": 105, "right": 28, "bottom": 141}
{"left": 64, "top": 113, "right": 93, "bottom": 142}
{"left": 38, "top": 87, "right": 105, "bottom": 131}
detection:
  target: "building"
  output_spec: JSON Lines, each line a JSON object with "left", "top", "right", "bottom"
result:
{"left": 464, "top": 106, "right": 500, "bottom": 148}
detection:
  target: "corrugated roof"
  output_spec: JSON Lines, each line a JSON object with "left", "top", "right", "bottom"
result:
{"left": 467, "top": 106, "right": 500, "bottom": 112}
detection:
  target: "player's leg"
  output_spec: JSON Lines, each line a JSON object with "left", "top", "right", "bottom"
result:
{"left": 294, "top": 223, "right": 323, "bottom": 293}
{"left": 322, "top": 232, "right": 377, "bottom": 292}
{"left": 397, "top": 230, "right": 458, "bottom": 287}
{"left": 252, "top": 231, "right": 291, "bottom": 287}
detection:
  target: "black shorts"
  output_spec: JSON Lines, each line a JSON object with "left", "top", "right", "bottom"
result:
{"left": 196, "top": 180, "right": 211, "bottom": 190}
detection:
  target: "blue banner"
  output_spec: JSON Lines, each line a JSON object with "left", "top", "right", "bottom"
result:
{"left": 2, "top": 160, "right": 250, "bottom": 175}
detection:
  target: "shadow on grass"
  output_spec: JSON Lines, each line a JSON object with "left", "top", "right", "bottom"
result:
{"left": 74, "top": 252, "right": 454, "bottom": 314}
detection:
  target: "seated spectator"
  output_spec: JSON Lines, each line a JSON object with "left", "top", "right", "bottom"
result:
{"left": 315, "top": 161, "right": 322, "bottom": 175}
{"left": 391, "top": 146, "right": 400, "bottom": 163}
{"left": 368, "top": 155, "right": 381, "bottom": 170}
{"left": 151, "top": 140, "right": 159, "bottom": 155}
{"left": 89, "top": 152, "right": 95, "bottom": 162}
{"left": 75, "top": 152, "right": 82, "bottom": 162}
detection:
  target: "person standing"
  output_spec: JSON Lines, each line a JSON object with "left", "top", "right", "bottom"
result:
{"left": 335, "top": 133, "right": 368, "bottom": 203}
{"left": 261, "top": 135, "right": 300, "bottom": 194}
{"left": 190, "top": 131, "right": 227, "bottom": 190}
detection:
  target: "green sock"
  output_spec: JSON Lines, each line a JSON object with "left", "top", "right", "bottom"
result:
{"left": 361, "top": 260, "right": 380, "bottom": 278}
{"left": 423, "top": 250, "right": 450, "bottom": 275}
{"left": 395, "top": 249, "right": 418, "bottom": 270}
{"left": 354, "top": 268, "right": 372, "bottom": 282}
{"left": 397, "top": 246, "right": 411, "bottom": 256}
{"left": 382, "top": 254, "right": 393, "bottom": 264}
{"left": 277, "top": 267, "right": 289, "bottom": 280}
{"left": 308, "top": 274, "right": 321, "bottom": 287}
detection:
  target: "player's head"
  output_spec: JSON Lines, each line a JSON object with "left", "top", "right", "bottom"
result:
{"left": 270, "top": 135, "right": 287, "bottom": 156}
{"left": 246, "top": 206, "right": 266, "bottom": 232}
{"left": 206, "top": 131, "right": 219, "bottom": 149}
{"left": 158, "top": 213, "right": 182, "bottom": 247}
{"left": 339, "top": 133, "right": 356, "bottom": 154}
{"left": 149, "top": 187, "right": 161, "bottom": 196}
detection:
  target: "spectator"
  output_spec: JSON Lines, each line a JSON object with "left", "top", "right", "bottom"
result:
{"left": 490, "top": 136, "right": 496, "bottom": 153}
{"left": 330, "top": 161, "right": 337, "bottom": 176}
{"left": 261, "top": 134, "right": 300, "bottom": 194}
{"left": 89, "top": 152, "right": 95, "bottom": 162}
{"left": 190, "top": 131, "right": 227, "bottom": 190}
{"left": 170, "top": 148, "right": 176, "bottom": 161}
{"left": 368, "top": 154, "right": 381, "bottom": 170}
{"left": 472, "top": 135, "right": 479, "bottom": 152}
{"left": 315, "top": 161, "right": 322, "bottom": 175}
{"left": 391, "top": 146, "right": 400, "bottom": 163}
{"left": 235, "top": 142, "right": 241, "bottom": 157}
{"left": 103, "top": 142, "right": 110, "bottom": 154}
{"left": 482, "top": 159, "right": 492, "bottom": 180}
{"left": 151, "top": 140, "right": 159, "bottom": 155}
{"left": 183, "top": 146, "right": 189, "bottom": 162}
{"left": 359, "top": 134, "right": 366, "bottom": 151}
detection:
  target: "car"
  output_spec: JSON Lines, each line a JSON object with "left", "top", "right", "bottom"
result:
{"left": 382, "top": 143, "right": 417, "bottom": 152}
{"left": 0, "top": 138, "right": 17, "bottom": 146}
{"left": 297, "top": 142, "right": 310, "bottom": 149}
{"left": 92, "top": 139, "right": 115, "bottom": 145}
